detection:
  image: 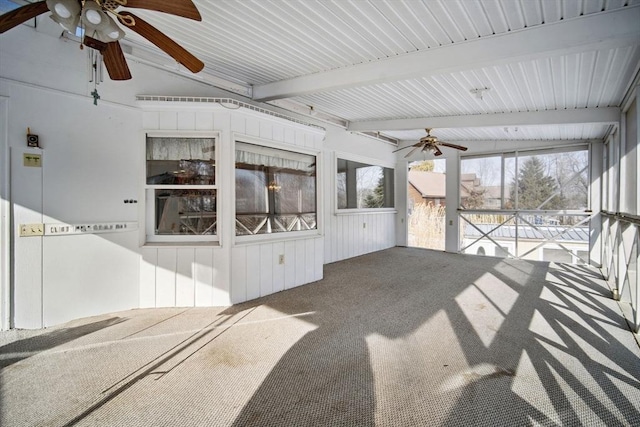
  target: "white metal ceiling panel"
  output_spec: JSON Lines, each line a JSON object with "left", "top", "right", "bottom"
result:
{"left": 109, "top": 0, "right": 640, "bottom": 142}
{"left": 122, "top": 0, "right": 638, "bottom": 86}
{"left": 294, "top": 45, "right": 639, "bottom": 122}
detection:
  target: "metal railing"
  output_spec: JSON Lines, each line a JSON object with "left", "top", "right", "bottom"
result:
{"left": 601, "top": 211, "right": 639, "bottom": 333}
{"left": 458, "top": 209, "right": 592, "bottom": 264}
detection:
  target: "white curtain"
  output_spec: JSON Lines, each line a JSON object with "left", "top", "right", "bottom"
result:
{"left": 236, "top": 142, "right": 314, "bottom": 171}
{"left": 147, "top": 137, "right": 214, "bottom": 160}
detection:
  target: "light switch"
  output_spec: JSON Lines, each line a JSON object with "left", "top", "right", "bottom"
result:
{"left": 20, "top": 223, "right": 44, "bottom": 237}
{"left": 23, "top": 154, "right": 42, "bottom": 168}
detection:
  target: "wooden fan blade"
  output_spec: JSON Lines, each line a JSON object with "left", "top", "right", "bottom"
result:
{"left": 103, "top": 42, "right": 132, "bottom": 80}
{"left": 0, "top": 1, "right": 49, "bottom": 34}
{"left": 404, "top": 145, "right": 423, "bottom": 158}
{"left": 123, "top": 0, "right": 201, "bottom": 21}
{"left": 392, "top": 142, "right": 421, "bottom": 153}
{"left": 84, "top": 36, "right": 132, "bottom": 80}
{"left": 439, "top": 142, "right": 468, "bottom": 151}
{"left": 122, "top": 13, "right": 204, "bottom": 73}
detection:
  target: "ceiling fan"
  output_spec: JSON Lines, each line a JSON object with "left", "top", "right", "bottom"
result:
{"left": 0, "top": 0, "right": 204, "bottom": 80}
{"left": 393, "top": 128, "right": 468, "bottom": 157}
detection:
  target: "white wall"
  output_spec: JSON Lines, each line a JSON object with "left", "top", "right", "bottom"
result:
{"left": 1, "top": 21, "right": 398, "bottom": 327}
{"left": 138, "top": 103, "right": 326, "bottom": 306}
{"left": 2, "top": 81, "right": 142, "bottom": 328}
{"left": 323, "top": 129, "right": 398, "bottom": 263}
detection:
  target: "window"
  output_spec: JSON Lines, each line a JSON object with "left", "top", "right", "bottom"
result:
{"left": 460, "top": 146, "right": 589, "bottom": 211}
{"left": 337, "top": 158, "right": 394, "bottom": 209}
{"left": 235, "top": 142, "right": 317, "bottom": 236}
{"left": 145, "top": 135, "right": 217, "bottom": 242}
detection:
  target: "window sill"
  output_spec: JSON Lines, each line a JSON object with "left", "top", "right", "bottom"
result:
{"left": 335, "top": 208, "right": 397, "bottom": 215}
{"left": 234, "top": 230, "right": 322, "bottom": 245}
{"left": 142, "top": 241, "right": 221, "bottom": 249}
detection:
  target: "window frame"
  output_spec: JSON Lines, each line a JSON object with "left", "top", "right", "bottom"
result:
{"left": 233, "top": 134, "right": 322, "bottom": 244}
{"left": 459, "top": 144, "right": 591, "bottom": 213}
{"left": 143, "top": 131, "right": 220, "bottom": 244}
{"left": 334, "top": 152, "right": 396, "bottom": 214}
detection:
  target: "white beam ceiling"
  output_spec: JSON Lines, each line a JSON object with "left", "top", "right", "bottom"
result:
{"left": 348, "top": 107, "right": 621, "bottom": 132}
{"left": 252, "top": 6, "right": 640, "bottom": 102}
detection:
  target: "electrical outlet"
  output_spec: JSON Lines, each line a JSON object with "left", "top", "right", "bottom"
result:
{"left": 278, "top": 254, "right": 285, "bottom": 264}
{"left": 363, "top": 222, "right": 366, "bottom": 228}
{"left": 20, "top": 223, "right": 44, "bottom": 237}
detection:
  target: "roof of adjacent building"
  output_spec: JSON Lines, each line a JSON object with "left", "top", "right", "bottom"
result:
{"left": 464, "top": 223, "right": 589, "bottom": 242}
{"left": 408, "top": 171, "right": 446, "bottom": 198}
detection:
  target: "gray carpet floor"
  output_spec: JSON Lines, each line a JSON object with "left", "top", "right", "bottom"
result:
{"left": 1, "top": 247, "right": 639, "bottom": 426}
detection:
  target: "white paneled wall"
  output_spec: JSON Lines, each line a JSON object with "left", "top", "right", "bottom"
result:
{"left": 138, "top": 101, "right": 326, "bottom": 307}
{"left": 230, "top": 238, "right": 323, "bottom": 304}
{"left": 140, "top": 246, "right": 228, "bottom": 307}
{"left": 325, "top": 212, "right": 396, "bottom": 264}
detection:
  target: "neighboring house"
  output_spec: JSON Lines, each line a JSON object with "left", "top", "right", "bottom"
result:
{"left": 408, "top": 171, "right": 446, "bottom": 208}
{"left": 409, "top": 171, "right": 507, "bottom": 210}
{"left": 462, "top": 223, "right": 589, "bottom": 264}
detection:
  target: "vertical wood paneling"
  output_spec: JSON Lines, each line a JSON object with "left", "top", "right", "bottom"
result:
{"left": 195, "top": 112, "right": 214, "bottom": 130}
{"left": 156, "top": 248, "right": 177, "bottom": 307}
{"left": 305, "top": 239, "right": 315, "bottom": 283}
{"left": 176, "top": 248, "right": 195, "bottom": 306}
{"left": 137, "top": 105, "right": 328, "bottom": 310}
{"left": 211, "top": 249, "right": 227, "bottom": 306}
{"left": 273, "top": 124, "right": 285, "bottom": 142}
{"left": 327, "top": 212, "right": 396, "bottom": 263}
{"left": 272, "top": 241, "right": 285, "bottom": 292}
{"left": 177, "top": 111, "right": 196, "bottom": 130}
{"left": 314, "top": 237, "right": 324, "bottom": 281}
{"left": 295, "top": 130, "right": 305, "bottom": 147}
{"left": 284, "top": 240, "right": 296, "bottom": 289}
{"left": 246, "top": 245, "right": 261, "bottom": 299}
{"left": 231, "top": 247, "right": 247, "bottom": 304}
{"left": 284, "top": 128, "right": 295, "bottom": 144}
{"left": 213, "top": 112, "right": 231, "bottom": 132}
{"left": 260, "top": 121, "right": 273, "bottom": 139}
{"left": 143, "top": 112, "right": 160, "bottom": 129}
{"left": 195, "top": 248, "right": 214, "bottom": 306}
{"left": 139, "top": 247, "right": 157, "bottom": 308}
{"left": 246, "top": 117, "right": 260, "bottom": 136}
{"left": 231, "top": 114, "right": 246, "bottom": 133}
{"left": 295, "top": 239, "right": 306, "bottom": 286}
{"left": 259, "top": 244, "right": 274, "bottom": 296}
{"left": 159, "top": 112, "right": 178, "bottom": 130}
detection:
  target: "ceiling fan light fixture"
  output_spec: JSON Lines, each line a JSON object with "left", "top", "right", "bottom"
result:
{"left": 46, "top": 0, "right": 81, "bottom": 32}
{"left": 82, "top": 1, "right": 108, "bottom": 30}
{"left": 54, "top": 4, "right": 71, "bottom": 18}
{"left": 101, "top": 15, "right": 124, "bottom": 41}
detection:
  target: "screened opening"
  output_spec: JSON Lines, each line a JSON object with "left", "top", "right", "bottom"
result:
{"left": 235, "top": 142, "right": 317, "bottom": 236}
{"left": 337, "top": 158, "right": 394, "bottom": 209}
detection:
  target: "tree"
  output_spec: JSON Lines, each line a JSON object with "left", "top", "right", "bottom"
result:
{"left": 410, "top": 160, "right": 434, "bottom": 172}
{"left": 464, "top": 188, "right": 486, "bottom": 209}
{"left": 364, "top": 176, "right": 385, "bottom": 208}
{"left": 510, "top": 157, "right": 566, "bottom": 209}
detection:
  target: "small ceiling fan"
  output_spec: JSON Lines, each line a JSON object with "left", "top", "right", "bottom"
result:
{"left": 0, "top": 0, "right": 204, "bottom": 80}
{"left": 393, "top": 128, "right": 468, "bottom": 157}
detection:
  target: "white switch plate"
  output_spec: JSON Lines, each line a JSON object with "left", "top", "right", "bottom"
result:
{"left": 20, "top": 223, "right": 44, "bottom": 237}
